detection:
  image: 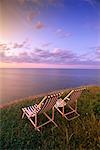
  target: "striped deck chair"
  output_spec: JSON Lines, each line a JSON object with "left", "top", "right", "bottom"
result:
{"left": 55, "top": 89, "right": 85, "bottom": 121}
{"left": 22, "top": 92, "right": 62, "bottom": 131}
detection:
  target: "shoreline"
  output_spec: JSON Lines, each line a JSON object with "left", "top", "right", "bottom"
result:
{"left": 0, "top": 84, "right": 98, "bottom": 109}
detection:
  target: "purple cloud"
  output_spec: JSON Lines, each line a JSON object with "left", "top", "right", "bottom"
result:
{"left": 42, "top": 42, "right": 52, "bottom": 47}
{"left": 0, "top": 41, "right": 100, "bottom": 68}
{"left": 0, "top": 47, "right": 77, "bottom": 64}
{"left": 12, "top": 40, "right": 29, "bottom": 49}
{"left": 33, "top": 48, "right": 52, "bottom": 58}
{"left": 95, "top": 47, "right": 100, "bottom": 59}
{"left": 96, "top": 46, "right": 100, "bottom": 51}
{"left": 56, "top": 29, "right": 72, "bottom": 38}
{"left": 89, "top": 46, "right": 100, "bottom": 59}
{"left": 13, "top": 43, "right": 24, "bottom": 49}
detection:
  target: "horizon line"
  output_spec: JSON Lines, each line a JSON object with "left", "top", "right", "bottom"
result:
{"left": 0, "top": 67, "right": 100, "bottom": 70}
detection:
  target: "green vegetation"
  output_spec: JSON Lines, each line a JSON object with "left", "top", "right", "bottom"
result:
{"left": 0, "top": 86, "right": 100, "bottom": 150}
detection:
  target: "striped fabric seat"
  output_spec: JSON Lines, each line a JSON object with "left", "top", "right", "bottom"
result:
{"left": 22, "top": 92, "right": 62, "bottom": 131}
{"left": 39, "top": 93, "right": 61, "bottom": 114}
{"left": 55, "top": 88, "right": 85, "bottom": 121}
{"left": 67, "top": 90, "right": 82, "bottom": 110}
{"left": 22, "top": 104, "right": 41, "bottom": 117}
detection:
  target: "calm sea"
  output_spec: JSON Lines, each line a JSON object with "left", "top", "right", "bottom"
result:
{"left": 0, "top": 68, "right": 100, "bottom": 105}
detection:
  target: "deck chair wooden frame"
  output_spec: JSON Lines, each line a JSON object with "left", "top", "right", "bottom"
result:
{"left": 22, "top": 92, "right": 62, "bottom": 131}
{"left": 55, "top": 89, "right": 84, "bottom": 121}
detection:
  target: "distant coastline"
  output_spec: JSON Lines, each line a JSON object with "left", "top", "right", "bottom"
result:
{"left": 0, "top": 85, "right": 98, "bottom": 109}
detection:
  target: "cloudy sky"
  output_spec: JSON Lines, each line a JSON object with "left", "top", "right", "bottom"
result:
{"left": 0, "top": 0, "right": 100, "bottom": 68}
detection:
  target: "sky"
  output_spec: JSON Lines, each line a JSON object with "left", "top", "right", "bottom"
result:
{"left": 0, "top": 0, "right": 100, "bottom": 69}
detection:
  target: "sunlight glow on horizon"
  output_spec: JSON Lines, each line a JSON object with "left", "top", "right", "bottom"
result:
{"left": 0, "top": 62, "right": 99, "bottom": 69}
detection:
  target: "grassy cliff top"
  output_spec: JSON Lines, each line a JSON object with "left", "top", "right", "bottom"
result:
{"left": 0, "top": 86, "right": 100, "bottom": 150}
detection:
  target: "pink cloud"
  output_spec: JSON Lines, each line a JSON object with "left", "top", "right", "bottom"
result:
{"left": 18, "top": 0, "right": 26, "bottom": 5}
{"left": 0, "top": 43, "right": 10, "bottom": 52}
{"left": 35, "top": 21, "right": 45, "bottom": 29}
{"left": 27, "top": 10, "right": 39, "bottom": 22}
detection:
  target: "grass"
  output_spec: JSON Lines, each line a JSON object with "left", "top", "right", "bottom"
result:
{"left": 0, "top": 86, "right": 100, "bottom": 150}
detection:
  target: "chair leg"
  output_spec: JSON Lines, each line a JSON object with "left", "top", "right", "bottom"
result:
{"left": 35, "top": 114, "right": 38, "bottom": 130}
{"left": 44, "top": 112, "right": 58, "bottom": 127}
{"left": 55, "top": 107, "right": 69, "bottom": 120}
{"left": 65, "top": 104, "right": 80, "bottom": 120}
{"left": 22, "top": 113, "right": 25, "bottom": 119}
{"left": 28, "top": 116, "right": 40, "bottom": 132}
{"left": 52, "top": 107, "right": 54, "bottom": 120}
{"left": 62, "top": 106, "right": 64, "bottom": 117}
{"left": 22, "top": 111, "right": 40, "bottom": 131}
{"left": 22, "top": 108, "right": 58, "bottom": 131}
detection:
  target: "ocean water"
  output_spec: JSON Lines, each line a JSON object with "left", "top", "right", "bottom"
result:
{"left": 0, "top": 68, "right": 100, "bottom": 105}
